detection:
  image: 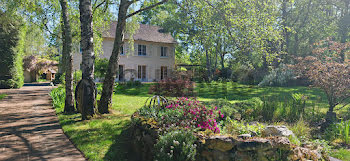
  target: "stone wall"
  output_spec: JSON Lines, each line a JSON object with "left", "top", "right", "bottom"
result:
{"left": 130, "top": 116, "right": 329, "bottom": 161}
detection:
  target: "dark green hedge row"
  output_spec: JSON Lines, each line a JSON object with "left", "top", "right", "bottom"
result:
{"left": 0, "top": 12, "right": 25, "bottom": 89}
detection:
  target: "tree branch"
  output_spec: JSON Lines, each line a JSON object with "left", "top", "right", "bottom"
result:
{"left": 93, "top": 0, "right": 106, "bottom": 14}
{"left": 126, "top": 0, "right": 168, "bottom": 18}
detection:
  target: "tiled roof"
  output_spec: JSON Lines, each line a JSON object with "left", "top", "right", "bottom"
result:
{"left": 103, "top": 21, "right": 176, "bottom": 44}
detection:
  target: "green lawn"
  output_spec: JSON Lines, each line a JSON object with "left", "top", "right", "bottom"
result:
{"left": 53, "top": 82, "right": 336, "bottom": 161}
{"left": 0, "top": 94, "right": 7, "bottom": 100}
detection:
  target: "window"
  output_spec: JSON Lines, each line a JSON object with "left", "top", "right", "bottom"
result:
{"left": 138, "top": 45, "right": 147, "bottom": 56}
{"left": 161, "top": 47, "right": 168, "bottom": 57}
{"left": 138, "top": 65, "right": 147, "bottom": 80}
{"left": 120, "top": 46, "right": 125, "bottom": 55}
{"left": 161, "top": 66, "right": 167, "bottom": 80}
{"left": 118, "top": 65, "right": 124, "bottom": 81}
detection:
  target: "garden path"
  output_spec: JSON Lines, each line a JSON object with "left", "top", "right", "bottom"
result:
{"left": 0, "top": 83, "right": 85, "bottom": 161}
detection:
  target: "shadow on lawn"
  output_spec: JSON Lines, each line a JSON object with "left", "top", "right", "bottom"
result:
{"left": 103, "top": 126, "right": 134, "bottom": 161}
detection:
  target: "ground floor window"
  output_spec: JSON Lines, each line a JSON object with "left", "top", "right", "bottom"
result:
{"left": 138, "top": 65, "right": 146, "bottom": 80}
{"left": 161, "top": 66, "right": 167, "bottom": 80}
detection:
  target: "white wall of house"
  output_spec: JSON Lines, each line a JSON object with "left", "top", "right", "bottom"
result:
{"left": 73, "top": 38, "right": 176, "bottom": 82}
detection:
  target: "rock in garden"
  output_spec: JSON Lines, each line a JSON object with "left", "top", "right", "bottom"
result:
{"left": 237, "top": 134, "right": 251, "bottom": 139}
{"left": 206, "top": 136, "right": 237, "bottom": 152}
{"left": 262, "top": 125, "right": 295, "bottom": 137}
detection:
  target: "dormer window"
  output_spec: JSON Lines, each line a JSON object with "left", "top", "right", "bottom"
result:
{"left": 138, "top": 45, "right": 147, "bottom": 56}
{"left": 161, "top": 47, "right": 168, "bottom": 57}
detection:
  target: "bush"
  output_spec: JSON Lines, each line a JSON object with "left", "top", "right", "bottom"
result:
{"left": 155, "top": 130, "right": 197, "bottom": 161}
{"left": 252, "top": 94, "right": 307, "bottom": 122}
{"left": 94, "top": 58, "right": 108, "bottom": 79}
{"left": 0, "top": 12, "right": 25, "bottom": 89}
{"left": 136, "top": 97, "right": 223, "bottom": 133}
{"left": 289, "top": 118, "right": 311, "bottom": 139}
{"left": 149, "top": 78, "right": 195, "bottom": 97}
{"left": 203, "top": 99, "right": 238, "bottom": 120}
{"left": 53, "top": 73, "right": 65, "bottom": 85}
{"left": 325, "top": 120, "right": 350, "bottom": 145}
{"left": 258, "top": 64, "right": 295, "bottom": 87}
{"left": 49, "top": 86, "right": 65, "bottom": 109}
{"left": 222, "top": 117, "right": 264, "bottom": 136}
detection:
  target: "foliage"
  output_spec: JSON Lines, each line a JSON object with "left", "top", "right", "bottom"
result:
{"left": 326, "top": 120, "right": 350, "bottom": 145}
{"left": 23, "top": 55, "right": 58, "bottom": 74}
{"left": 0, "top": 11, "right": 25, "bottom": 89}
{"left": 289, "top": 118, "right": 311, "bottom": 139}
{"left": 73, "top": 70, "right": 82, "bottom": 84}
{"left": 255, "top": 94, "right": 308, "bottom": 122}
{"left": 149, "top": 73, "right": 195, "bottom": 97}
{"left": 94, "top": 58, "right": 108, "bottom": 79}
{"left": 137, "top": 97, "right": 222, "bottom": 133}
{"left": 49, "top": 86, "right": 65, "bottom": 109}
{"left": 293, "top": 39, "right": 350, "bottom": 113}
{"left": 154, "top": 130, "right": 197, "bottom": 161}
{"left": 222, "top": 117, "right": 264, "bottom": 137}
{"left": 259, "top": 64, "right": 295, "bottom": 87}
{"left": 331, "top": 149, "right": 350, "bottom": 161}
{"left": 53, "top": 73, "right": 65, "bottom": 85}
{"left": 0, "top": 94, "right": 7, "bottom": 100}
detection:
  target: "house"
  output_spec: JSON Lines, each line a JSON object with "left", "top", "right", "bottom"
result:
{"left": 45, "top": 69, "right": 56, "bottom": 81}
{"left": 72, "top": 22, "right": 176, "bottom": 82}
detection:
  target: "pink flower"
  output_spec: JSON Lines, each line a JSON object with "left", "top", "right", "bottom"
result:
{"left": 214, "top": 106, "right": 218, "bottom": 110}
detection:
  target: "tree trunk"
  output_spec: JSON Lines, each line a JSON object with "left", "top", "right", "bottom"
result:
{"left": 77, "top": 0, "right": 96, "bottom": 120}
{"left": 205, "top": 49, "right": 211, "bottom": 81}
{"left": 98, "top": 0, "right": 131, "bottom": 114}
{"left": 60, "top": 0, "right": 75, "bottom": 113}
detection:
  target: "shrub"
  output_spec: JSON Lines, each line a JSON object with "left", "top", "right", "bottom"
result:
{"left": 53, "top": 73, "right": 65, "bottom": 85}
{"left": 137, "top": 97, "right": 223, "bottom": 133}
{"left": 326, "top": 120, "right": 350, "bottom": 145}
{"left": 149, "top": 78, "right": 195, "bottom": 97}
{"left": 203, "top": 97, "right": 263, "bottom": 122}
{"left": 154, "top": 130, "right": 197, "bottom": 161}
{"left": 258, "top": 64, "right": 295, "bottom": 87}
{"left": 0, "top": 12, "right": 25, "bottom": 89}
{"left": 252, "top": 94, "right": 307, "bottom": 122}
{"left": 289, "top": 118, "right": 311, "bottom": 139}
{"left": 94, "top": 58, "right": 108, "bottom": 79}
{"left": 49, "top": 86, "right": 65, "bottom": 109}
{"left": 203, "top": 99, "right": 238, "bottom": 120}
{"left": 222, "top": 117, "right": 264, "bottom": 136}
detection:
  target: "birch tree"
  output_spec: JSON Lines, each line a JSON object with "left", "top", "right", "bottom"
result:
{"left": 76, "top": 0, "right": 97, "bottom": 120}
{"left": 60, "top": 0, "right": 74, "bottom": 113}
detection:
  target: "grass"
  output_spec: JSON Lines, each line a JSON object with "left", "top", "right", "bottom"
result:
{"left": 331, "top": 149, "right": 350, "bottom": 160}
{"left": 0, "top": 94, "right": 7, "bottom": 100}
{"left": 51, "top": 82, "right": 337, "bottom": 161}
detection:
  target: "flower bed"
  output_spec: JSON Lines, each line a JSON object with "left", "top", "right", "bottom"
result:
{"left": 130, "top": 97, "right": 330, "bottom": 161}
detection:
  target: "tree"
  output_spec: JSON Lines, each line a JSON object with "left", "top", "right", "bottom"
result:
{"left": 76, "top": 0, "right": 97, "bottom": 120}
{"left": 0, "top": 11, "right": 25, "bottom": 89}
{"left": 60, "top": 0, "right": 75, "bottom": 113}
{"left": 98, "top": 0, "right": 169, "bottom": 114}
{"left": 293, "top": 39, "right": 350, "bottom": 125}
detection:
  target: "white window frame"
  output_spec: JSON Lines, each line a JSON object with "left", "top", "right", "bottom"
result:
{"left": 161, "top": 46, "right": 168, "bottom": 57}
{"left": 138, "top": 45, "right": 147, "bottom": 56}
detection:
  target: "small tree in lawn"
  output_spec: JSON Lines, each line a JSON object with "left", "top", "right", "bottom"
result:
{"left": 293, "top": 39, "right": 350, "bottom": 126}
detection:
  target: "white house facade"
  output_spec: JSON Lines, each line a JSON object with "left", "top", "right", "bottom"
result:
{"left": 73, "top": 22, "right": 176, "bottom": 82}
